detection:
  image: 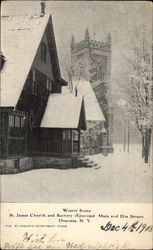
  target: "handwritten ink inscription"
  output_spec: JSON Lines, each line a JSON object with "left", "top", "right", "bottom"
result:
{"left": 100, "top": 221, "right": 153, "bottom": 233}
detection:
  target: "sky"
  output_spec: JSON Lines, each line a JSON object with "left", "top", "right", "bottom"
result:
{"left": 1, "top": 0, "right": 152, "bottom": 85}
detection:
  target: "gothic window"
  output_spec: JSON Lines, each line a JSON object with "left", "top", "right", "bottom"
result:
{"left": 41, "top": 42, "right": 47, "bottom": 63}
{"left": 97, "top": 65, "right": 105, "bottom": 81}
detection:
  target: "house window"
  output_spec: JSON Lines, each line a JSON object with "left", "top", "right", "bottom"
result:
{"left": 32, "top": 81, "right": 38, "bottom": 95}
{"left": 20, "top": 117, "right": 25, "bottom": 127}
{"left": 32, "top": 69, "right": 37, "bottom": 95}
{"left": 50, "top": 81, "right": 53, "bottom": 92}
{"left": 15, "top": 116, "right": 20, "bottom": 127}
{"left": 9, "top": 115, "right": 25, "bottom": 128}
{"left": 46, "top": 79, "right": 51, "bottom": 93}
{"left": 67, "top": 130, "right": 71, "bottom": 140}
{"left": 32, "top": 69, "right": 36, "bottom": 81}
{"left": 9, "top": 115, "right": 15, "bottom": 127}
{"left": 41, "top": 42, "right": 47, "bottom": 63}
{"left": 46, "top": 79, "right": 53, "bottom": 93}
{"left": 62, "top": 130, "right": 71, "bottom": 141}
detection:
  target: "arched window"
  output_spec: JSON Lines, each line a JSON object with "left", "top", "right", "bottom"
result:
{"left": 97, "top": 65, "right": 105, "bottom": 80}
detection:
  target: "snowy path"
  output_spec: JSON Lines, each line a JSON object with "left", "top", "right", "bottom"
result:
{"left": 1, "top": 144, "right": 152, "bottom": 203}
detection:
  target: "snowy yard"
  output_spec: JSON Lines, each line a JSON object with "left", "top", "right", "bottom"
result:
{"left": 1, "top": 144, "right": 152, "bottom": 203}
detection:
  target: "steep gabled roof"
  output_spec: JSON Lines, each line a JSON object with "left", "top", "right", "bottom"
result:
{"left": 40, "top": 94, "right": 86, "bottom": 130}
{"left": 62, "top": 80, "right": 105, "bottom": 122}
{"left": 1, "top": 14, "right": 61, "bottom": 107}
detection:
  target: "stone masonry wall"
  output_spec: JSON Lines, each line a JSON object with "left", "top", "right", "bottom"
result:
{"left": 80, "top": 120, "right": 107, "bottom": 155}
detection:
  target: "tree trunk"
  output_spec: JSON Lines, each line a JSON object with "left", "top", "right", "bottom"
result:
{"left": 142, "top": 135, "right": 145, "bottom": 158}
{"left": 144, "top": 143, "right": 149, "bottom": 164}
{"left": 144, "top": 129, "right": 151, "bottom": 164}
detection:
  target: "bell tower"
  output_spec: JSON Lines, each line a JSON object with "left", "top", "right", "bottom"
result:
{"left": 71, "top": 29, "right": 113, "bottom": 152}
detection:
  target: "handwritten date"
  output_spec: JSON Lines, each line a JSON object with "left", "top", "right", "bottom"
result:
{"left": 100, "top": 221, "right": 153, "bottom": 233}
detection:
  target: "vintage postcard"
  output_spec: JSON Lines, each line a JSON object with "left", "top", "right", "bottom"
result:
{"left": 0, "top": 0, "right": 152, "bottom": 249}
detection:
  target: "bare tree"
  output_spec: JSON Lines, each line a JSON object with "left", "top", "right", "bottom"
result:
{"left": 61, "top": 52, "right": 97, "bottom": 94}
{"left": 0, "top": 51, "right": 6, "bottom": 71}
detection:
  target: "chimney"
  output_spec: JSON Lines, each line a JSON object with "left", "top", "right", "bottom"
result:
{"left": 40, "top": 0, "right": 45, "bottom": 17}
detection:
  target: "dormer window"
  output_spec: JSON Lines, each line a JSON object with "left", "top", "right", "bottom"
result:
{"left": 32, "top": 69, "right": 37, "bottom": 95}
{"left": 32, "top": 68, "right": 36, "bottom": 81}
{"left": 41, "top": 42, "right": 47, "bottom": 63}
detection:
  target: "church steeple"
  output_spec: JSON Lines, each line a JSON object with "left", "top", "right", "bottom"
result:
{"left": 85, "top": 28, "right": 90, "bottom": 41}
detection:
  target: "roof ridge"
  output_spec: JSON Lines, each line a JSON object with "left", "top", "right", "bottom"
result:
{"left": 1, "top": 13, "right": 51, "bottom": 19}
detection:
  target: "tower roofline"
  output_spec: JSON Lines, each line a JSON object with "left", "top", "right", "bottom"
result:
{"left": 71, "top": 38, "right": 111, "bottom": 53}
{"left": 71, "top": 30, "right": 111, "bottom": 52}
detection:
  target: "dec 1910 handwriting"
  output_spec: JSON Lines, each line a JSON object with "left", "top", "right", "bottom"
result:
{"left": 100, "top": 221, "right": 153, "bottom": 233}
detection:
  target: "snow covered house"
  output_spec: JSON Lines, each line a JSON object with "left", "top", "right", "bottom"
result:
{"left": 0, "top": 12, "right": 86, "bottom": 173}
{"left": 62, "top": 80, "right": 108, "bottom": 155}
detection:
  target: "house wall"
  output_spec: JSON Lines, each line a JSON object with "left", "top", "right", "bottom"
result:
{"left": 32, "top": 157, "right": 72, "bottom": 169}
{"left": 0, "top": 110, "right": 9, "bottom": 158}
{"left": 27, "top": 128, "right": 72, "bottom": 157}
{"left": 16, "top": 21, "right": 62, "bottom": 131}
{"left": 33, "top": 30, "right": 54, "bottom": 80}
{"left": 15, "top": 28, "right": 59, "bottom": 155}
{"left": 0, "top": 157, "right": 33, "bottom": 174}
{"left": 0, "top": 157, "right": 72, "bottom": 174}
{"left": 16, "top": 31, "right": 54, "bottom": 128}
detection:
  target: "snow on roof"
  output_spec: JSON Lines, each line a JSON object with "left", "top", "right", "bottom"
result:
{"left": 40, "top": 94, "right": 85, "bottom": 129}
{"left": 1, "top": 14, "right": 50, "bottom": 107}
{"left": 63, "top": 80, "right": 105, "bottom": 121}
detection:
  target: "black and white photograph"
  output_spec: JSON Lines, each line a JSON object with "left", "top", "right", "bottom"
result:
{"left": 0, "top": 0, "right": 152, "bottom": 206}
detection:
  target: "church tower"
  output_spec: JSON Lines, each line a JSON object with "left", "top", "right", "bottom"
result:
{"left": 71, "top": 29, "right": 113, "bottom": 152}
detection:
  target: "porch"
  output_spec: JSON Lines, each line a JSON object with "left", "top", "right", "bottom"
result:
{"left": 27, "top": 129, "right": 81, "bottom": 158}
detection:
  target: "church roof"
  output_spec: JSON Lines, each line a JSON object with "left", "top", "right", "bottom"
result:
{"left": 63, "top": 80, "right": 105, "bottom": 122}
{"left": 1, "top": 14, "right": 60, "bottom": 107}
{"left": 40, "top": 94, "right": 86, "bottom": 129}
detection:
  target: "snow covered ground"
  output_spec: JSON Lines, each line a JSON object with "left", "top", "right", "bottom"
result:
{"left": 1, "top": 144, "right": 152, "bottom": 203}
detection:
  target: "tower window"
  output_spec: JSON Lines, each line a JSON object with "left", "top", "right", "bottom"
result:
{"left": 97, "top": 65, "right": 105, "bottom": 80}
{"left": 41, "top": 42, "right": 47, "bottom": 63}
